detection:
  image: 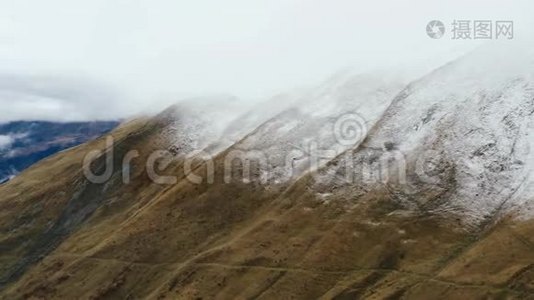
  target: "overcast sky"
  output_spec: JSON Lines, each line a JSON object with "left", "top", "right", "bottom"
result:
{"left": 0, "top": 0, "right": 533, "bottom": 122}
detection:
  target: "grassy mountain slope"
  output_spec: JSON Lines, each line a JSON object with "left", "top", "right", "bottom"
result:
{"left": 1, "top": 111, "right": 534, "bottom": 299}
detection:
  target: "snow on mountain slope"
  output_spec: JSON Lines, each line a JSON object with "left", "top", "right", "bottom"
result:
{"left": 227, "top": 71, "right": 410, "bottom": 184}
{"left": 316, "top": 43, "right": 534, "bottom": 224}
{"left": 111, "top": 43, "right": 534, "bottom": 225}
{"left": 153, "top": 71, "right": 410, "bottom": 185}
{"left": 155, "top": 95, "right": 257, "bottom": 156}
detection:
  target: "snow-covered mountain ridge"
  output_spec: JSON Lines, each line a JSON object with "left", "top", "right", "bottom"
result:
{"left": 157, "top": 44, "right": 534, "bottom": 224}
{"left": 310, "top": 44, "right": 534, "bottom": 224}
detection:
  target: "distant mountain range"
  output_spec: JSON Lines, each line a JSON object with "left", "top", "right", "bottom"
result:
{"left": 0, "top": 121, "right": 119, "bottom": 183}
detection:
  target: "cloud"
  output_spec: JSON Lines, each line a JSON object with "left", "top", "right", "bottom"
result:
{"left": 0, "top": 74, "right": 127, "bottom": 122}
{"left": 0, "top": 0, "right": 533, "bottom": 122}
{"left": 0, "top": 135, "right": 13, "bottom": 149}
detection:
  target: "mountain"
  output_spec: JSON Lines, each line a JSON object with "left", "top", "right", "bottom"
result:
{"left": 0, "top": 121, "right": 119, "bottom": 183}
{"left": 314, "top": 44, "right": 534, "bottom": 224}
{"left": 2, "top": 45, "right": 534, "bottom": 299}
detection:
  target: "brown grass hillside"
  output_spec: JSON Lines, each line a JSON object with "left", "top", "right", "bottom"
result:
{"left": 1, "top": 112, "right": 534, "bottom": 299}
